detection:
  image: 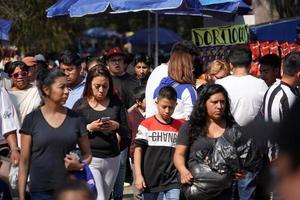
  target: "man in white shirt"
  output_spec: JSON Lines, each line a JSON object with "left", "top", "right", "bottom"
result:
{"left": 145, "top": 40, "right": 198, "bottom": 118}
{"left": 216, "top": 45, "right": 268, "bottom": 200}
{"left": 216, "top": 46, "right": 268, "bottom": 126}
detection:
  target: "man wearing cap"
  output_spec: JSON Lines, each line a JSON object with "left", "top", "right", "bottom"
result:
{"left": 106, "top": 47, "right": 136, "bottom": 200}
{"left": 59, "top": 50, "right": 85, "bottom": 109}
{"left": 106, "top": 47, "right": 136, "bottom": 109}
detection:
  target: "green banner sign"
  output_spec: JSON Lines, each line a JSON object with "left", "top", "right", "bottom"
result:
{"left": 192, "top": 24, "right": 249, "bottom": 47}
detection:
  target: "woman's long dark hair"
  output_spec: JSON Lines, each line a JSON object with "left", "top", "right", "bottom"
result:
{"left": 189, "top": 84, "right": 236, "bottom": 141}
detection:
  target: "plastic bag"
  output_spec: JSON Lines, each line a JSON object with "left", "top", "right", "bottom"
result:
{"left": 9, "top": 166, "right": 18, "bottom": 189}
{"left": 182, "top": 125, "right": 262, "bottom": 199}
{"left": 182, "top": 162, "right": 232, "bottom": 200}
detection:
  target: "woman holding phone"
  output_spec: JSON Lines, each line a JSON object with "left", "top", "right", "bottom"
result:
{"left": 73, "top": 65, "right": 130, "bottom": 200}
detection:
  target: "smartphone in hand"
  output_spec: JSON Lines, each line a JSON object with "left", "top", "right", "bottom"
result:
{"left": 100, "top": 117, "right": 111, "bottom": 123}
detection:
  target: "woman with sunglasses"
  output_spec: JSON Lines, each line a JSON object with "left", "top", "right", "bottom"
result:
{"left": 7, "top": 61, "right": 42, "bottom": 124}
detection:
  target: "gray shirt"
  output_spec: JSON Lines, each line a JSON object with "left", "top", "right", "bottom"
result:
{"left": 20, "top": 108, "right": 87, "bottom": 192}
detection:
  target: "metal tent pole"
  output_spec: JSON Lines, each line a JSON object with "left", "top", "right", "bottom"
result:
{"left": 147, "top": 11, "right": 151, "bottom": 57}
{"left": 155, "top": 11, "right": 159, "bottom": 67}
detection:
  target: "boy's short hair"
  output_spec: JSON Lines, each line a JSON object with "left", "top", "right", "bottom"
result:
{"left": 283, "top": 52, "right": 300, "bottom": 76}
{"left": 228, "top": 45, "right": 252, "bottom": 67}
{"left": 259, "top": 54, "right": 281, "bottom": 69}
{"left": 157, "top": 86, "right": 177, "bottom": 101}
{"left": 133, "top": 86, "right": 146, "bottom": 101}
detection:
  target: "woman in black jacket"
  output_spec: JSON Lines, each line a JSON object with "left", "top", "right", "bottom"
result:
{"left": 174, "top": 84, "right": 260, "bottom": 200}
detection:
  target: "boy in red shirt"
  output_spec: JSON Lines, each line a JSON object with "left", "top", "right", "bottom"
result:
{"left": 134, "top": 86, "right": 185, "bottom": 200}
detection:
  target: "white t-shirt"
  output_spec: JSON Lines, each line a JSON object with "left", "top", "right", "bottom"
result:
{"left": 9, "top": 85, "right": 42, "bottom": 123}
{"left": 153, "top": 77, "right": 197, "bottom": 120}
{"left": 216, "top": 75, "right": 268, "bottom": 126}
{"left": 145, "top": 63, "right": 168, "bottom": 118}
{"left": 0, "top": 87, "right": 19, "bottom": 144}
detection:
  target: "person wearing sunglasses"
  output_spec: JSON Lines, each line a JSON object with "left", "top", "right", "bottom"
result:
{"left": 7, "top": 61, "right": 42, "bottom": 124}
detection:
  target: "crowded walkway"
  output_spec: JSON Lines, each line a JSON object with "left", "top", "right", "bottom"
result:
{"left": 1, "top": 39, "right": 300, "bottom": 200}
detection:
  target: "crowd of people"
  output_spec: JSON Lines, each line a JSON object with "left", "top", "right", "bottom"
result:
{"left": 0, "top": 40, "right": 300, "bottom": 200}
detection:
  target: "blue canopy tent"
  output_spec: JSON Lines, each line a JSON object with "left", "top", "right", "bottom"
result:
{"left": 127, "top": 27, "right": 183, "bottom": 45}
{"left": 46, "top": 0, "right": 78, "bottom": 17}
{"left": 82, "top": 27, "right": 121, "bottom": 38}
{"left": 0, "top": 19, "right": 12, "bottom": 41}
{"left": 250, "top": 18, "right": 300, "bottom": 43}
{"left": 46, "top": 0, "right": 251, "bottom": 66}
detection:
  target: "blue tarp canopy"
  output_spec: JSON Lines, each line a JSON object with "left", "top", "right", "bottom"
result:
{"left": 127, "top": 27, "right": 182, "bottom": 45}
{"left": 46, "top": 0, "right": 78, "bottom": 17}
{"left": 82, "top": 27, "right": 121, "bottom": 38}
{"left": 0, "top": 19, "right": 12, "bottom": 41}
{"left": 46, "top": 0, "right": 250, "bottom": 18}
{"left": 46, "top": 0, "right": 251, "bottom": 66}
{"left": 250, "top": 18, "right": 300, "bottom": 43}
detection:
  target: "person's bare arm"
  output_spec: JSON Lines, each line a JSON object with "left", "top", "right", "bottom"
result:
{"left": 134, "top": 147, "right": 146, "bottom": 191}
{"left": 174, "top": 144, "right": 193, "bottom": 184}
{"left": 79, "top": 135, "right": 92, "bottom": 165}
{"left": 4, "top": 131, "right": 20, "bottom": 166}
{"left": 65, "top": 135, "right": 92, "bottom": 171}
{"left": 18, "top": 134, "right": 32, "bottom": 200}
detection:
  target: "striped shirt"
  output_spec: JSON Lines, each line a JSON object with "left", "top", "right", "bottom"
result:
{"left": 261, "top": 80, "right": 297, "bottom": 123}
{"left": 261, "top": 80, "right": 297, "bottom": 160}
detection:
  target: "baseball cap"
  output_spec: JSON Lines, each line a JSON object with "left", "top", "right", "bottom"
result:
{"left": 106, "top": 47, "right": 124, "bottom": 59}
{"left": 22, "top": 56, "right": 37, "bottom": 67}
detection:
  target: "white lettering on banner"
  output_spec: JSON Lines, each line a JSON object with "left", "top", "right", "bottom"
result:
{"left": 147, "top": 131, "right": 178, "bottom": 147}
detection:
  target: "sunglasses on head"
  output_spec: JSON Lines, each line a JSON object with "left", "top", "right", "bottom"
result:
{"left": 11, "top": 71, "right": 28, "bottom": 79}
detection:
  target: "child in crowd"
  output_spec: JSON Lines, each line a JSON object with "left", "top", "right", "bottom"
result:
{"left": 134, "top": 86, "right": 185, "bottom": 200}
{"left": 55, "top": 180, "right": 94, "bottom": 200}
{"left": 128, "top": 86, "right": 146, "bottom": 200}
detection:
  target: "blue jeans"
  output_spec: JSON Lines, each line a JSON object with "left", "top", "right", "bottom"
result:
{"left": 238, "top": 171, "right": 257, "bottom": 200}
{"left": 143, "top": 188, "right": 180, "bottom": 200}
{"left": 30, "top": 191, "right": 54, "bottom": 200}
{"left": 113, "top": 148, "right": 128, "bottom": 198}
{"left": 0, "top": 180, "right": 12, "bottom": 200}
